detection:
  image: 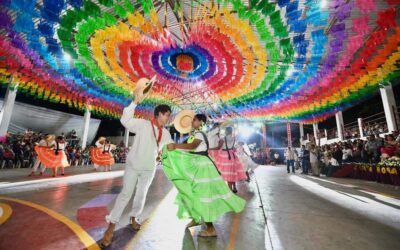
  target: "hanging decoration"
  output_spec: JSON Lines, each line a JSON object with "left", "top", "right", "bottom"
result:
{"left": 0, "top": 0, "right": 398, "bottom": 123}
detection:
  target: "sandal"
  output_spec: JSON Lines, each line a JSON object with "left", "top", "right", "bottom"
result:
{"left": 198, "top": 230, "right": 217, "bottom": 237}
{"left": 130, "top": 217, "right": 141, "bottom": 230}
{"left": 100, "top": 229, "right": 114, "bottom": 248}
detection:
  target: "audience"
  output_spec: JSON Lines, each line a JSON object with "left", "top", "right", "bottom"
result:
{"left": 301, "top": 130, "right": 400, "bottom": 177}
{"left": 0, "top": 130, "right": 128, "bottom": 169}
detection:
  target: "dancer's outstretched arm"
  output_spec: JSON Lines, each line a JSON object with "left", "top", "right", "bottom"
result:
{"left": 120, "top": 92, "right": 146, "bottom": 133}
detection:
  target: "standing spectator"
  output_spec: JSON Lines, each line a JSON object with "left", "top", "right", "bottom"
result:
{"left": 284, "top": 147, "right": 296, "bottom": 174}
{"left": 365, "top": 135, "right": 379, "bottom": 163}
{"left": 332, "top": 144, "right": 343, "bottom": 166}
{"left": 12, "top": 141, "right": 24, "bottom": 168}
{"left": 309, "top": 144, "right": 320, "bottom": 177}
{"left": 300, "top": 145, "right": 310, "bottom": 174}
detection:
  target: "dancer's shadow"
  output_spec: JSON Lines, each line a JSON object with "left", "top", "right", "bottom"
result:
{"left": 182, "top": 228, "right": 196, "bottom": 250}
{"left": 182, "top": 228, "right": 218, "bottom": 250}
{"left": 96, "top": 226, "right": 138, "bottom": 250}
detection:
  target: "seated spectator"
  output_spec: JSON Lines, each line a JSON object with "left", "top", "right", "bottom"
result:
{"left": 380, "top": 135, "right": 397, "bottom": 159}
{"left": 342, "top": 144, "right": 353, "bottom": 163}
{"left": 326, "top": 154, "right": 340, "bottom": 177}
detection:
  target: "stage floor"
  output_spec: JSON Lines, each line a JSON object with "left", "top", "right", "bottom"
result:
{"left": 0, "top": 164, "right": 399, "bottom": 250}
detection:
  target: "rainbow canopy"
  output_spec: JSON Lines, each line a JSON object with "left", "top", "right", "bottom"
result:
{"left": 0, "top": 0, "right": 399, "bottom": 123}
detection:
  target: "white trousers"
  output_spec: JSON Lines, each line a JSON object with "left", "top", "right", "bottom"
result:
{"left": 31, "top": 159, "right": 46, "bottom": 173}
{"left": 106, "top": 167, "right": 155, "bottom": 224}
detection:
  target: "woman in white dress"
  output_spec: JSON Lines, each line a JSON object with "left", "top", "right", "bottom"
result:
{"left": 236, "top": 141, "right": 258, "bottom": 181}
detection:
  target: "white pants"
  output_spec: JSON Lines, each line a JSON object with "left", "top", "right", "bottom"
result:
{"left": 31, "top": 159, "right": 46, "bottom": 173}
{"left": 106, "top": 167, "right": 155, "bottom": 224}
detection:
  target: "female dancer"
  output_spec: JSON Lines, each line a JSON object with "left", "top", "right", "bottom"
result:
{"left": 164, "top": 114, "right": 246, "bottom": 237}
{"left": 214, "top": 127, "right": 247, "bottom": 193}
{"left": 53, "top": 136, "right": 69, "bottom": 177}
{"left": 29, "top": 134, "right": 55, "bottom": 176}
{"left": 34, "top": 135, "right": 69, "bottom": 177}
{"left": 236, "top": 141, "right": 259, "bottom": 182}
{"left": 91, "top": 137, "right": 115, "bottom": 171}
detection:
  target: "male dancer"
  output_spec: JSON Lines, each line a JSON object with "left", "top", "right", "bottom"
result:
{"left": 101, "top": 91, "right": 174, "bottom": 247}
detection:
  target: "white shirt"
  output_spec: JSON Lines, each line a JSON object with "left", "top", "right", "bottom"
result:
{"left": 193, "top": 132, "right": 207, "bottom": 152}
{"left": 57, "top": 142, "right": 66, "bottom": 150}
{"left": 207, "top": 128, "right": 220, "bottom": 148}
{"left": 121, "top": 102, "right": 173, "bottom": 171}
{"left": 95, "top": 141, "right": 104, "bottom": 148}
{"left": 342, "top": 149, "right": 352, "bottom": 160}
{"left": 285, "top": 149, "right": 296, "bottom": 160}
{"left": 223, "top": 135, "right": 235, "bottom": 149}
{"left": 329, "top": 158, "right": 339, "bottom": 166}
{"left": 38, "top": 139, "right": 55, "bottom": 147}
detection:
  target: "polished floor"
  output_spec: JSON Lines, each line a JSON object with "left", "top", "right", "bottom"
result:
{"left": 0, "top": 164, "right": 399, "bottom": 250}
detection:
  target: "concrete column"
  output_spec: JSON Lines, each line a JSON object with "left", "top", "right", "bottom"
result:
{"left": 335, "top": 111, "right": 344, "bottom": 140}
{"left": 299, "top": 123, "right": 304, "bottom": 140}
{"left": 358, "top": 118, "right": 364, "bottom": 138}
{"left": 0, "top": 81, "right": 18, "bottom": 136}
{"left": 313, "top": 123, "right": 318, "bottom": 141}
{"left": 287, "top": 123, "right": 292, "bottom": 147}
{"left": 261, "top": 123, "right": 267, "bottom": 149}
{"left": 81, "top": 108, "right": 91, "bottom": 149}
{"left": 380, "top": 84, "right": 399, "bottom": 132}
{"left": 324, "top": 129, "right": 328, "bottom": 138}
{"left": 124, "top": 128, "right": 130, "bottom": 147}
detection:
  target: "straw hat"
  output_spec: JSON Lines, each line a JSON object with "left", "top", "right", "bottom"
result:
{"left": 98, "top": 137, "right": 106, "bottom": 143}
{"left": 133, "top": 75, "right": 157, "bottom": 98}
{"left": 173, "top": 110, "right": 195, "bottom": 134}
{"left": 45, "top": 134, "right": 55, "bottom": 141}
{"left": 220, "top": 120, "right": 233, "bottom": 128}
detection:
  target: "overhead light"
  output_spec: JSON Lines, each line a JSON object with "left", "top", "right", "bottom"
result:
{"left": 238, "top": 125, "right": 254, "bottom": 139}
{"left": 320, "top": 0, "right": 328, "bottom": 8}
{"left": 64, "top": 53, "right": 71, "bottom": 61}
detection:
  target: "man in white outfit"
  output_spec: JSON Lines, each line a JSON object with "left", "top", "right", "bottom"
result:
{"left": 101, "top": 92, "right": 174, "bottom": 247}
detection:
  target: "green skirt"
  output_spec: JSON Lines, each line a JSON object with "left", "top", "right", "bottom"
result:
{"left": 162, "top": 147, "right": 246, "bottom": 223}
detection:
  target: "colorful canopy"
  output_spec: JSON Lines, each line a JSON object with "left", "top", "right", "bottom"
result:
{"left": 0, "top": 0, "right": 399, "bottom": 123}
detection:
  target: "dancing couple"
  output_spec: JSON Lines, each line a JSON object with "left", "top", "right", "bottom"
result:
{"left": 101, "top": 77, "right": 245, "bottom": 247}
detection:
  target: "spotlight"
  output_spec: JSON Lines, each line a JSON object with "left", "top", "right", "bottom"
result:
{"left": 64, "top": 53, "right": 71, "bottom": 61}
{"left": 320, "top": 0, "right": 328, "bottom": 8}
{"left": 238, "top": 125, "right": 254, "bottom": 138}
{"left": 254, "top": 122, "right": 263, "bottom": 128}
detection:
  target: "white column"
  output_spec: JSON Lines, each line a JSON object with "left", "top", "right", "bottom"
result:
{"left": 313, "top": 123, "right": 318, "bottom": 140}
{"left": 299, "top": 123, "right": 304, "bottom": 139}
{"left": 380, "top": 84, "right": 399, "bottom": 132}
{"left": 335, "top": 111, "right": 344, "bottom": 140}
{"left": 81, "top": 108, "right": 91, "bottom": 149}
{"left": 358, "top": 118, "right": 364, "bottom": 138}
{"left": 124, "top": 128, "right": 130, "bottom": 147}
{"left": 324, "top": 129, "right": 328, "bottom": 138}
{"left": 0, "top": 82, "right": 18, "bottom": 136}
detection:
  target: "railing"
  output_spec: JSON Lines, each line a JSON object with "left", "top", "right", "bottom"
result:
{"left": 361, "top": 111, "right": 388, "bottom": 136}
{"left": 343, "top": 120, "right": 360, "bottom": 139}
{"left": 326, "top": 128, "right": 337, "bottom": 140}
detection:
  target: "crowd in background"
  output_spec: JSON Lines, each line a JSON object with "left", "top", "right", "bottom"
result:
{"left": 0, "top": 129, "right": 128, "bottom": 169}
{"left": 285, "top": 130, "right": 400, "bottom": 177}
